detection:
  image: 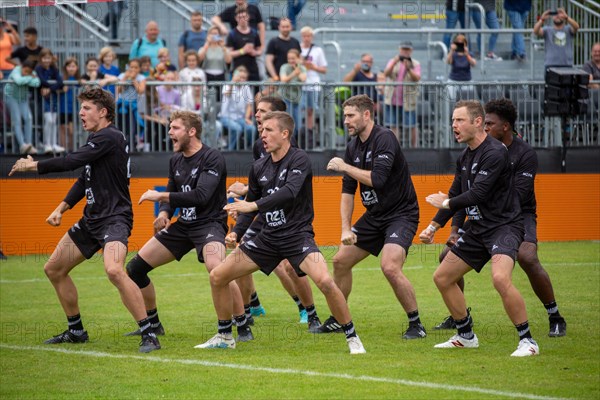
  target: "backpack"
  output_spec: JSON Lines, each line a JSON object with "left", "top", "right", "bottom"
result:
{"left": 135, "top": 37, "right": 167, "bottom": 56}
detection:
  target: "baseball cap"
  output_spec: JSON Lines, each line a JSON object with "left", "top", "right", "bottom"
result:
{"left": 400, "top": 41, "right": 413, "bottom": 50}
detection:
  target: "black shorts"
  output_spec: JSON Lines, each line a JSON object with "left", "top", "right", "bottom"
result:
{"left": 352, "top": 214, "right": 418, "bottom": 256}
{"left": 239, "top": 232, "right": 320, "bottom": 277}
{"left": 522, "top": 213, "right": 538, "bottom": 244}
{"left": 155, "top": 220, "right": 226, "bottom": 263}
{"left": 68, "top": 217, "right": 131, "bottom": 259}
{"left": 241, "top": 217, "right": 265, "bottom": 242}
{"left": 451, "top": 223, "right": 524, "bottom": 272}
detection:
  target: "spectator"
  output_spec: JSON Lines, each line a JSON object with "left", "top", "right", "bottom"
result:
{"left": 226, "top": 7, "right": 262, "bottom": 83}
{"left": 116, "top": 58, "right": 146, "bottom": 150}
{"left": 0, "top": 19, "right": 20, "bottom": 76}
{"left": 8, "top": 26, "right": 42, "bottom": 67}
{"left": 98, "top": 46, "right": 120, "bottom": 96}
{"left": 198, "top": 26, "right": 231, "bottom": 102}
{"left": 288, "top": 0, "right": 307, "bottom": 30}
{"left": 102, "top": 0, "right": 127, "bottom": 41}
{"left": 582, "top": 42, "right": 600, "bottom": 89}
{"left": 447, "top": 34, "right": 477, "bottom": 101}
{"left": 219, "top": 66, "right": 256, "bottom": 150}
{"left": 443, "top": 0, "right": 467, "bottom": 50}
{"left": 180, "top": 50, "right": 207, "bottom": 112}
{"left": 534, "top": 8, "right": 579, "bottom": 68}
{"left": 81, "top": 56, "right": 118, "bottom": 89}
{"left": 155, "top": 71, "right": 182, "bottom": 121}
{"left": 58, "top": 57, "right": 80, "bottom": 151}
{"left": 178, "top": 10, "right": 207, "bottom": 69}
{"left": 265, "top": 18, "right": 301, "bottom": 80}
{"left": 471, "top": 0, "right": 502, "bottom": 60}
{"left": 211, "top": 0, "right": 265, "bottom": 58}
{"left": 343, "top": 53, "right": 378, "bottom": 103}
{"left": 4, "top": 60, "right": 40, "bottom": 155}
{"left": 139, "top": 55, "right": 155, "bottom": 79}
{"left": 35, "top": 48, "right": 65, "bottom": 154}
{"left": 129, "top": 21, "right": 167, "bottom": 67}
{"left": 383, "top": 41, "right": 421, "bottom": 147}
{"left": 299, "top": 26, "right": 327, "bottom": 146}
{"left": 279, "top": 48, "right": 306, "bottom": 136}
{"left": 504, "top": 0, "right": 532, "bottom": 61}
{"left": 154, "top": 47, "right": 177, "bottom": 81}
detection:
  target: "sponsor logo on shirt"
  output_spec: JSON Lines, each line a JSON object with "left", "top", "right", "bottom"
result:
{"left": 478, "top": 170, "right": 488, "bottom": 176}
{"left": 360, "top": 189, "right": 378, "bottom": 206}
{"left": 377, "top": 154, "right": 389, "bottom": 159}
{"left": 265, "top": 209, "right": 287, "bottom": 227}
{"left": 175, "top": 170, "right": 181, "bottom": 177}
{"left": 207, "top": 169, "right": 218, "bottom": 177}
{"left": 292, "top": 169, "right": 302, "bottom": 174}
{"left": 354, "top": 157, "right": 360, "bottom": 163}
{"left": 88, "top": 142, "right": 96, "bottom": 148}
{"left": 390, "top": 232, "right": 399, "bottom": 238}
{"left": 260, "top": 175, "right": 268, "bottom": 182}
{"left": 522, "top": 172, "right": 533, "bottom": 178}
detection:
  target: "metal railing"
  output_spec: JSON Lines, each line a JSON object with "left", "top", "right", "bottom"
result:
{"left": 2, "top": 79, "right": 598, "bottom": 155}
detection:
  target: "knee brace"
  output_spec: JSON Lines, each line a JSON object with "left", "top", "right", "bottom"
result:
{"left": 126, "top": 255, "right": 153, "bottom": 289}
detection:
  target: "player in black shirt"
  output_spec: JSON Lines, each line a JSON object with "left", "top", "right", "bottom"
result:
{"left": 421, "top": 100, "right": 539, "bottom": 357}
{"left": 323, "top": 95, "right": 425, "bottom": 339}
{"left": 227, "top": 96, "right": 320, "bottom": 328}
{"left": 198, "top": 111, "right": 366, "bottom": 354}
{"left": 123, "top": 111, "right": 253, "bottom": 345}
{"left": 8, "top": 88, "right": 160, "bottom": 353}
{"left": 427, "top": 98, "right": 567, "bottom": 337}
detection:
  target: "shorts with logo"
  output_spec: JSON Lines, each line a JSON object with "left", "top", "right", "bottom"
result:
{"left": 451, "top": 223, "right": 524, "bottom": 273}
{"left": 353, "top": 213, "right": 418, "bottom": 256}
{"left": 68, "top": 216, "right": 132, "bottom": 259}
{"left": 239, "top": 232, "right": 320, "bottom": 277}
{"left": 155, "top": 220, "right": 227, "bottom": 263}
{"left": 522, "top": 212, "right": 538, "bottom": 244}
{"left": 241, "top": 217, "right": 265, "bottom": 243}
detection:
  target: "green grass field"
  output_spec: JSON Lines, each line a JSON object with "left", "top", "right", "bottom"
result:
{"left": 1, "top": 241, "right": 599, "bottom": 399}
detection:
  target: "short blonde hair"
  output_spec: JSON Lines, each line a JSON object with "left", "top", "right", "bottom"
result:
{"left": 98, "top": 46, "right": 116, "bottom": 63}
{"left": 158, "top": 47, "right": 170, "bottom": 57}
{"left": 300, "top": 26, "right": 313, "bottom": 35}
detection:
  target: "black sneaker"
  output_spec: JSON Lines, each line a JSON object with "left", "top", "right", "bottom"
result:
{"left": 236, "top": 324, "right": 254, "bottom": 343}
{"left": 549, "top": 316, "right": 567, "bottom": 337}
{"left": 124, "top": 323, "right": 165, "bottom": 337}
{"left": 307, "top": 315, "right": 322, "bottom": 333}
{"left": 139, "top": 333, "right": 161, "bottom": 353}
{"left": 44, "top": 330, "right": 89, "bottom": 344}
{"left": 433, "top": 315, "right": 456, "bottom": 330}
{"left": 312, "top": 315, "right": 343, "bottom": 334}
{"left": 403, "top": 323, "right": 427, "bottom": 339}
{"left": 246, "top": 315, "right": 255, "bottom": 326}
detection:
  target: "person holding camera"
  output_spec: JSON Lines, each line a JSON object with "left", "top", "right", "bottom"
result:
{"left": 533, "top": 8, "right": 579, "bottom": 68}
{"left": 198, "top": 26, "right": 232, "bottom": 102}
{"left": 383, "top": 41, "right": 421, "bottom": 148}
{"left": 446, "top": 34, "right": 477, "bottom": 101}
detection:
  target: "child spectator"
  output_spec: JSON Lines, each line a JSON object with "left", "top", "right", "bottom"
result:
{"left": 219, "top": 66, "right": 256, "bottom": 150}
{"left": 98, "top": 46, "right": 120, "bottom": 95}
{"left": 116, "top": 58, "right": 146, "bottom": 150}
{"left": 81, "top": 57, "right": 118, "bottom": 88}
{"left": 179, "top": 50, "right": 207, "bottom": 112}
{"left": 154, "top": 47, "right": 177, "bottom": 81}
{"left": 58, "top": 57, "right": 80, "bottom": 151}
{"left": 35, "top": 48, "right": 65, "bottom": 154}
{"left": 4, "top": 60, "right": 40, "bottom": 154}
{"left": 155, "top": 71, "right": 182, "bottom": 121}
{"left": 279, "top": 48, "right": 306, "bottom": 137}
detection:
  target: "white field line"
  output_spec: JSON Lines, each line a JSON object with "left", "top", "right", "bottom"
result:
{"left": 0, "top": 343, "right": 570, "bottom": 400}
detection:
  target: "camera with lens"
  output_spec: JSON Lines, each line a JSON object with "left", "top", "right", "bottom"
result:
{"left": 399, "top": 55, "right": 412, "bottom": 62}
{"left": 454, "top": 42, "right": 465, "bottom": 52}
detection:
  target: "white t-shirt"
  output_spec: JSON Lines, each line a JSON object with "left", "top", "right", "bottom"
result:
{"left": 219, "top": 84, "right": 253, "bottom": 120}
{"left": 301, "top": 44, "right": 327, "bottom": 91}
{"left": 179, "top": 67, "right": 207, "bottom": 111}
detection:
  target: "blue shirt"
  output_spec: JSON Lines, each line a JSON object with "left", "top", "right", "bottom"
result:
{"left": 449, "top": 53, "right": 472, "bottom": 81}
{"left": 129, "top": 36, "right": 167, "bottom": 67}
{"left": 178, "top": 30, "right": 207, "bottom": 52}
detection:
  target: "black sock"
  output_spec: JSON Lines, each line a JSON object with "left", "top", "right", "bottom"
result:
{"left": 233, "top": 314, "right": 248, "bottom": 327}
{"left": 456, "top": 315, "right": 474, "bottom": 340}
{"left": 147, "top": 308, "right": 160, "bottom": 327}
{"left": 305, "top": 304, "right": 317, "bottom": 319}
{"left": 292, "top": 295, "right": 305, "bottom": 312}
{"left": 137, "top": 317, "right": 153, "bottom": 337}
{"left": 244, "top": 304, "right": 251, "bottom": 319}
{"left": 516, "top": 321, "right": 532, "bottom": 340}
{"left": 250, "top": 291, "right": 261, "bottom": 308}
{"left": 341, "top": 321, "right": 357, "bottom": 339}
{"left": 544, "top": 301, "right": 561, "bottom": 318}
{"left": 67, "top": 314, "right": 84, "bottom": 334}
{"left": 218, "top": 319, "right": 233, "bottom": 335}
{"left": 407, "top": 310, "right": 421, "bottom": 325}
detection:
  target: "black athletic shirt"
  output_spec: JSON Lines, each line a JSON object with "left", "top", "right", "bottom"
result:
{"left": 507, "top": 136, "right": 537, "bottom": 215}
{"left": 341, "top": 125, "right": 419, "bottom": 222}
{"left": 252, "top": 135, "right": 298, "bottom": 161}
{"left": 434, "top": 135, "right": 521, "bottom": 235}
{"left": 37, "top": 124, "right": 133, "bottom": 226}
{"left": 242, "top": 146, "right": 315, "bottom": 238}
{"left": 159, "top": 145, "right": 228, "bottom": 227}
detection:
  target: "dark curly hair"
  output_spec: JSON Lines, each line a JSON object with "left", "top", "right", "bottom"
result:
{"left": 484, "top": 98, "right": 517, "bottom": 129}
{"left": 77, "top": 87, "right": 116, "bottom": 123}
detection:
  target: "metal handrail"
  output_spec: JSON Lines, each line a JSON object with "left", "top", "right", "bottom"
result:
{"left": 568, "top": 0, "right": 600, "bottom": 17}
{"left": 53, "top": 4, "right": 110, "bottom": 43}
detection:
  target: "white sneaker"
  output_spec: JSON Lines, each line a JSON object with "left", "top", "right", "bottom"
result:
{"left": 347, "top": 336, "right": 366, "bottom": 354}
{"left": 194, "top": 333, "right": 236, "bottom": 349}
{"left": 485, "top": 52, "right": 503, "bottom": 61}
{"left": 53, "top": 144, "right": 65, "bottom": 153}
{"left": 434, "top": 334, "right": 479, "bottom": 349}
{"left": 43, "top": 145, "right": 53, "bottom": 154}
{"left": 19, "top": 144, "right": 32, "bottom": 154}
{"left": 511, "top": 338, "right": 539, "bottom": 357}
{"left": 28, "top": 146, "right": 38, "bottom": 155}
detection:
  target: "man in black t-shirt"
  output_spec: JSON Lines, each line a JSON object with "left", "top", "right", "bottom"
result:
{"left": 265, "top": 18, "right": 301, "bottom": 80}
{"left": 197, "top": 111, "right": 366, "bottom": 354}
{"left": 226, "top": 7, "right": 262, "bottom": 82}
{"left": 426, "top": 98, "right": 567, "bottom": 338}
{"left": 324, "top": 95, "right": 425, "bottom": 339}
{"left": 9, "top": 88, "right": 160, "bottom": 353}
{"left": 8, "top": 26, "right": 42, "bottom": 67}
{"left": 421, "top": 100, "right": 539, "bottom": 357}
{"left": 212, "top": 0, "right": 265, "bottom": 59}
{"left": 124, "top": 111, "right": 253, "bottom": 345}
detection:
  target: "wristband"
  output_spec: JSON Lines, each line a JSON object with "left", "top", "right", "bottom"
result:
{"left": 239, "top": 48, "right": 245, "bottom": 55}
{"left": 442, "top": 199, "right": 450, "bottom": 209}
{"left": 427, "top": 224, "right": 438, "bottom": 233}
